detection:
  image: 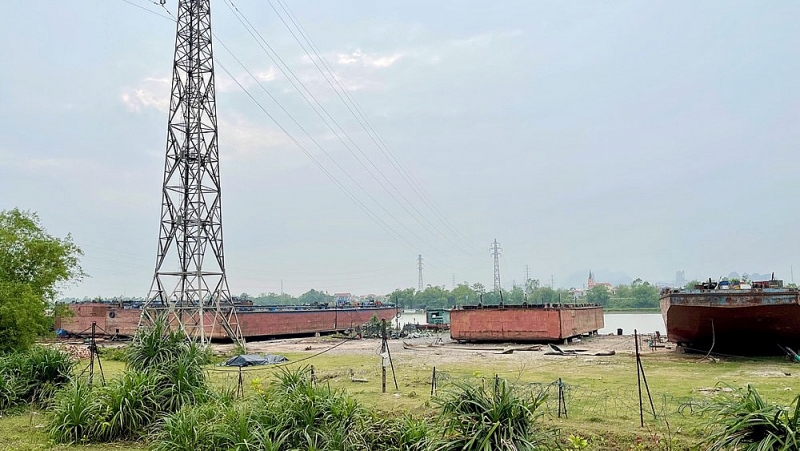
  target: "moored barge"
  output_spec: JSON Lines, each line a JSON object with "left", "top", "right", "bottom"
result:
{"left": 660, "top": 278, "right": 800, "bottom": 354}
{"left": 449, "top": 304, "right": 604, "bottom": 343}
{"left": 56, "top": 301, "right": 397, "bottom": 340}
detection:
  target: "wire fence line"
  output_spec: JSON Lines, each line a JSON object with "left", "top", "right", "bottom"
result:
{"left": 211, "top": 359, "right": 700, "bottom": 426}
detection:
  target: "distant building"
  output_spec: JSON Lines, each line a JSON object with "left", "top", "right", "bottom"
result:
{"left": 587, "top": 271, "right": 614, "bottom": 293}
{"left": 333, "top": 293, "right": 352, "bottom": 305}
{"left": 675, "top": 270, "right": 685, "bottom": 288}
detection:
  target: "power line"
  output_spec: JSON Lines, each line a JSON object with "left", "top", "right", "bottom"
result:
{"left": 417, "top": 254, "right": 424, "bottom": 292}
{"left": 265, "top": 0, "right": 479, "bottom": 254}
{"left": 219, "top": 1, "right": 458, "bottom": 261}
{"left": 268, "top": 0, "right": 473, "bottom": 254}
{"left": 117, "top": 0, "right": 461, "bottom": 268}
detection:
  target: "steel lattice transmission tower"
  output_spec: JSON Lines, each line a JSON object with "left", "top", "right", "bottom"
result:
{"left": 140, "top": 0, "right": 244, "bottom": 348}
{"left": 490, "top": 239, "right": 502, "bottom": 291}
{"left": 417, "top": 254, "right": 424, "bottom": 292}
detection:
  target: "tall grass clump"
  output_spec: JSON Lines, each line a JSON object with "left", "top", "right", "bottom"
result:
{"left": 252, "top": 366, "right": 371, "bottom": 450}
{"left": 698, "top": 384, "right": 799, "bottom": 451}
{"left": 48, "top": 317, "right": 212, "bottom": 444}
{"left": 48, "top": 380, "right": 103, "bottom": 443}
{"left": 0, "top": 346, "right": 74, "bottom": 411}
{"left": 360, "top": 413, "right": 435, "bottom": 451}
{"left": 152, "top": 366, "right": 431, "bottom": 451}
{"left": 433, "top": 377, "right": 550, "bottom": 451}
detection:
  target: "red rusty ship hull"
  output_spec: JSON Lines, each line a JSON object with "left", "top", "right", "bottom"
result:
{"left": 449, "top": 304, "right": 604, "bottom": 342}
{"left": 660, "top": 289, "right": 800, "bottom": 354}
{"left": 56, "top": 303, "right": 397, "bottom": 340}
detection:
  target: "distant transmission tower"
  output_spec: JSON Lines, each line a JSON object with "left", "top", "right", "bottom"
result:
{"left": 417, "top": 254, "right": 424, "bottom": 292}
{"left": 140, "top": 0, "right": 244, "bottom": 348}
{"left": 490, "top": 239, "right": 502, "bottom": 291}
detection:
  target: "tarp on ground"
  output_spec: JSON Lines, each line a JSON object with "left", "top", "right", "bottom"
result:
{"left": 223, "top": 353, "right": 288, "bottom": 367}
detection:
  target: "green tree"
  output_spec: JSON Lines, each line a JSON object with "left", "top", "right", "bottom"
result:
{"left": 507, "top": 285, "right": 525, "bottom": 304}
{"left": 297, "top": 289, "right": 332, "bottom": 304}
{"left": 252, "top": 292, "right": 297, "bottom": 305}
{"left": 631, "top": 281, "right": 659, "bottom": 308}
{"left": 0, "top": 209, "right": 84, "bottom": 352}
{"left": 415, "top": 286, "right": 449, "bottom": 309}
{"left": 684, "top": 280, "right": 701, "bottom": 289}
{"left": 524, "top": 278, "right": 540, "bottom": 295}
{"left": 586, "top": 285, "right": 610, "bottom": 306}
{"left": 388, "top": 288, "right": 416, "bottom": 308}
{"left": 451, "top": 283, "right": 477, "bottom": 306}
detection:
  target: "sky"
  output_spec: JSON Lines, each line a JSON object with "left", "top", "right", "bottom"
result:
{"left": 2, "top": 1, "right": 799, "bottom": 298}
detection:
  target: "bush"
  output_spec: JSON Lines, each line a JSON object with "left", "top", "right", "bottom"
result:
{"left": 48, "top": 318, "right": 212, "bottom": 444}
{"left": 0, "top": 346, "right": 74, "bottom": 412}
{"left": 99, "top": 346, "right": 128, "bottom": 362}
{"left": 48, "top": 380, "right": 102, "bottom": 444}
{"left": 433, "top": 377, "right": 550, "bottom": 451}
{"left": 698, "top": 384, "right": 800, "bottom": 451}
{"left": 96, "top": 369, "right": 160, "bottom": 441}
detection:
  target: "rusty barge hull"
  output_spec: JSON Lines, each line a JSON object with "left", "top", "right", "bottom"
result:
{"left": 449, "top": 304, "right": 604, "bottom": 343}
{"left": 57, "top": 303, "right": 397, "bottom": 340}
{"left": 660, "top": 289, "right": 800, "bottom": 353}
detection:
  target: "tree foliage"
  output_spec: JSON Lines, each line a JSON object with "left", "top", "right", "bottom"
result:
{"left": 0, "top": 209, "right": 84, "bottom": 352}
{"left": 586, "top": 285, "right": 610, "bottom": 307}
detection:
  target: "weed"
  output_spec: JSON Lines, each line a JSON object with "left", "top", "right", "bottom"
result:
{"left": 47, "top": 380, "right": 102, "bottom": 444}
{"left": 697, "top": 384, "right": 799, "bottom": 450}
{"left": 432, "top": 376, "right": 552, "bottom": 450}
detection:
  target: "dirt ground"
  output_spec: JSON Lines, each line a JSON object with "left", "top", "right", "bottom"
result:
{"left": 213, "top": 332, "right": 671, "bottom": 366}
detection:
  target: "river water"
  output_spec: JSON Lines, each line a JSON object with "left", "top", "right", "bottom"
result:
{"left": 396, "top": 311, "right": 665, "bottom": 335}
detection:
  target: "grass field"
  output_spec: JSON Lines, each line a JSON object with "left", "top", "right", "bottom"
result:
{"left": 2, "top": 336, "right": 798, "bottom": 450}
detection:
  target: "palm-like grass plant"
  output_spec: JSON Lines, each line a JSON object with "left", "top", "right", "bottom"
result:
{"left": 433, "top": 377, "right": 549, "bottom": 451}
{"left": 49, "top": 318, "right": 213, "bottom": 444}
{"left": 0, "top": 346, "right": 73, "bottom": 411}
{"left": 96, "top": 370, "right": 159, "bottom": 440}
{"left": 698, "top": 384, "right": 799, "bottom": 451}
{"left": 48, "top": 380, "right": 102, "bottom": 444}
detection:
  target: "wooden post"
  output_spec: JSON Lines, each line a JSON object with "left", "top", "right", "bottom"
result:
{"left": 431, "top": 366, "right": 437, "bottom": 396}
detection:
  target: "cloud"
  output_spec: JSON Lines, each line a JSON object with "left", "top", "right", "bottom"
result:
{"left": 120, "top": 77, "right": 170, "bottom": 112}
{"left": 335, "top": 49, "right": 404, "bottom": 68}
{"left": 121, "top": 67, "right": 280, "bottom": 112}
{"left": 216, "top": 66, "right": 279, "bottom": 93}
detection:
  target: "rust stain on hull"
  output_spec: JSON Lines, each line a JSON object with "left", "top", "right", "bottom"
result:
{"left": 449, "top": 304, "right": 604, "bottom": 342}
{"left": 660, "top": 289, "right": 800, "bottom": 354}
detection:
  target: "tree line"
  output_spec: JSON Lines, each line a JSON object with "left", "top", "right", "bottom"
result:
{"left": 67, "top": 278, "right": 662, "bottom": 313}
{"left": 390, "top": 277, "right": 661, "bottom": 310}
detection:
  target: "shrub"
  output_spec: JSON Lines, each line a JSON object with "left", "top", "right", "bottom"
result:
{"left": 99, "top": 345, "right": 128, "bottom": 362}
{"left": 96, "top": 369, "right": 160, "bottom": 440}
{"left": 48, "top": 380, "right": 102, "bottom": 444}
{"left": 126, "top": 318, "right": 187, "bottom": 371}
{"left": 698, "top": 384, "right": 800, "bottom": 451}
{"left": 433, "top": 377, "right": 549, "bottom": 451}
{"left": 49, "top": 319, "right": 212, "bottom": 444}
{"left": 0, "top": 346, "right": 74, "bottom": 411}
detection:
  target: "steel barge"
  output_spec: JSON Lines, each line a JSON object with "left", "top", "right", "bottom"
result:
{"left": 56, "top": 301, "right": 397, "bottom": 340}
{"left": 449, "top": 303, "right": 604, "bottom": 343}
{"left": 660, "top": 278, "right": 800, "bottom": 354}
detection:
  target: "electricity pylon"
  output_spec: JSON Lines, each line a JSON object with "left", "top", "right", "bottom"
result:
{"left": 140, "top": 0, "right": 244, "bottom": 349}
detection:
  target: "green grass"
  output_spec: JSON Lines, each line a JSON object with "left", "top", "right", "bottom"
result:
{"left": 3, "top": 339, "right": 799, "bottom": 450}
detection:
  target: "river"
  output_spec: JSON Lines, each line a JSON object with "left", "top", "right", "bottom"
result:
{"left": 396, "top": 311, "right": 665, "bottom": 335}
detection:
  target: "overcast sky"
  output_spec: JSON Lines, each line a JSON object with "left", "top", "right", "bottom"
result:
{"left": 2, "top": 1, "right": 799, "bottom": 298}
